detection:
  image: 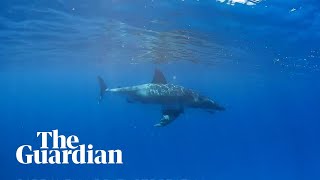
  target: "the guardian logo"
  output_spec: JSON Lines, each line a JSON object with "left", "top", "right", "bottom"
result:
{"left": 16, "top": 130, "right": 123, "bottom": 165}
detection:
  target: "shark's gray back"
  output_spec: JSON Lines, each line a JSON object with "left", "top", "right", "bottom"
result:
{"left": 133, "top": 83, "right": 199, "bottom": 105}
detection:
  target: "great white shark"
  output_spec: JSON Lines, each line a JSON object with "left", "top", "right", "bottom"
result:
{"left": 98, "top": 69, "right": 225, "bottom": 127}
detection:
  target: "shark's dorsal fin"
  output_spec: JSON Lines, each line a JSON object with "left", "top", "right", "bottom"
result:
{"left": 152, "top": 69, "right": 167, "bottom": 84}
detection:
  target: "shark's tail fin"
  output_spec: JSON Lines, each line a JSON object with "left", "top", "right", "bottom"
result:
{"left": 97, "top": 76, "right": 107, "bottom": 104}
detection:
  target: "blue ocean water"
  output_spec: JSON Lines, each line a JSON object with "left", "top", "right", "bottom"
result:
{"left": 1, "top": 0, "right": 320, "bottom": 179}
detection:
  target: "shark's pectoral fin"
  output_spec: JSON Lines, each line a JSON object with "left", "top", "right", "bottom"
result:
{"left": 154, "top": 107, "right": 184, "bottom": 127}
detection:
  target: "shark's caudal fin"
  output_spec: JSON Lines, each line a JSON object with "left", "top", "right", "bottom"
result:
{"left": 152, "top": 69, "right": 167, "bottom": 84}
{"left": 97, "top": 76, "right": 107, "bottom": 104}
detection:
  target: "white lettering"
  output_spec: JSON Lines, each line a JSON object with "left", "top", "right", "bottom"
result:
{"left": 108, "top": 150, "right": 123, "bottom": 164}
{"left": 16, "top": 145, "right": 33, "bottom": 164}
{"left": 16, "top": 130, "right": 124, "bottom": 165}
{"left": 37, "top": 132, "right": 52, "bottom": 149}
